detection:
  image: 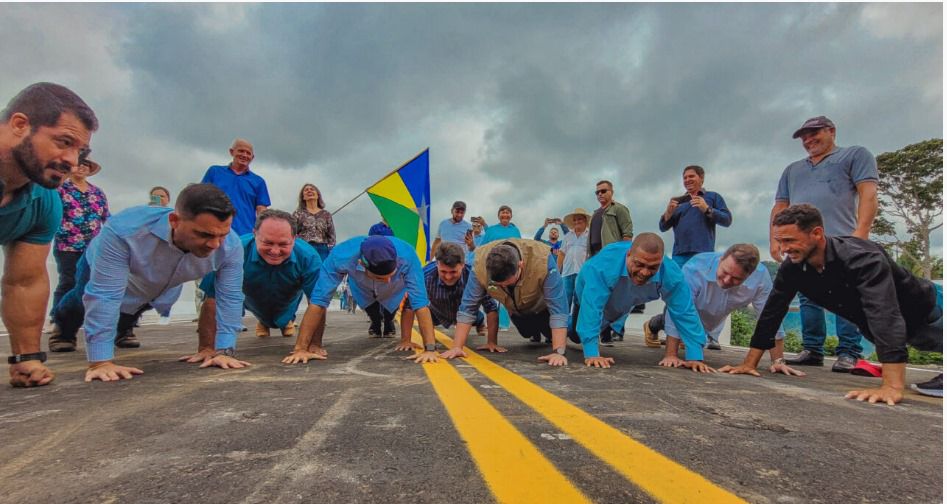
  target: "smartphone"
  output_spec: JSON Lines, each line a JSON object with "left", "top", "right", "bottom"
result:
{"left": 149, "top": 194, "right": 162, "bottom": 206}
{"left": 674, "top": 194, "right": 691, "bottom": 204}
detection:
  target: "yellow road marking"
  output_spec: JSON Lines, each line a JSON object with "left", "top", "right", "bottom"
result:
{"left": 433, "top": 330, "right": 747, "bottom": 504}
{"left": 409, "top": 329, "right": 592, "bottom": 504}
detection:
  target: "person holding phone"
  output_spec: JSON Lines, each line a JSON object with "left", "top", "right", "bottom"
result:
{"left": 431, "top": 200, "right": 472, "bottom": 259}
{"left": 149, "top": 186, "right": 171, "bottom": 207}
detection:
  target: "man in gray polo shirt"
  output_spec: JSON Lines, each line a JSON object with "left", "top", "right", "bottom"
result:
{"left": 769, "top": 116, "right": 878, "bottom": 372}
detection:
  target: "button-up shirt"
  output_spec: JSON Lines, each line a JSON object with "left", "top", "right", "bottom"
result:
{"left": 750, "top": 236, "right": 941, "bottom": 363}
{"left": 658, "top": 190, "right": 732, "bottom": 256}
{"left": 664, "top": 252, "right": 783, "bottom": 341}
{"left": 457, "top": 254, "right": 568, "bottom": 328}
{"left": 310, "top": 235, "right": 429, "bottom": 313}
{"left": 558, "top": 229, "right": 589, "bottom": 277}
{"left": 201, "top": 235, "right": 322, "bottom": 328}
{"left": 405, "top": 262, "right": 499, "bottom": 328}
{"left": 201, "top": 165, "right": 271, "bottom": 236}
{"left": 82, "top": 206, "right": 244, "bottom": 362}
{"left": 574, "top": 242, "right": 705, "bottom": 359}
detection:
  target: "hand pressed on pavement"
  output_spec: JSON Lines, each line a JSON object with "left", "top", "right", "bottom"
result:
{"left": 718, "top": 363, "right": 761, "bottom": 376}
{"left": 85, "top": 361, "right": 144, "bottom": 382}
{"left": 440, "top": 347, "right": 467, "bottom": 360}
{"left": 538, "top": 353, "right": 567, "bottom": 367}
{"left": 395, "top": 341, "right": 422, "bottom": 352}
{"left": 475, "top": 343, "right": 508, "bottom": 353}
{"left": 770, "top": 362, "right": 806, "bottom": 376}
{"left": 845, "top": 386, "right": 903, "bottom": 406}
{"left": 584, "top": 357, "right": 615, "bottom": 368}
{"left": 282, "top": 350, "right": 327, "bottom": 364}
{"left": 178, "top": 348, "right": 216, "bottom": 363}
{"left": 9, "top": 361, "right": 55, "bottom": 387}
{"left": 406, "top": 351, "right": 439, "bottom": 364}
{"left": 200, "top": 355, "right": 251, "bottom": 369}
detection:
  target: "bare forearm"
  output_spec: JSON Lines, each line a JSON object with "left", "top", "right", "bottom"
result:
{"left": 743, "top": 347, "right": 766, "bottom": 368}
{"left": 486, "top": 311, "right": 500, "bottom": 346}
{"left": 295, "top": 304, "right": 326, "bottom": 350}
{"left": 2, "top": 273, "right": 48, "bottom": 354}
{"left": 770, "top": 202, "right": 789, "bottom": 239}
{"left": 415, "top": 307, "right": 436, "bottom": 346}
{"left": 550, "top": 327, "right": 567, "bottom": 350}
{"left": 881, "top": 362, "right": 907, "bottom": 390}
{"left": 197, "top": 298, "right": 217, "bottom": 351}
{"left": 453, "top": 322, "right": 474, "bottom": 349}
{"left": 767, "top": 339, "right": 785, "bottom": 362}
{"left": 854, "top": 191, "right": 878, "bottom": 238}
{"left": 400, "top": 309, "right": 416, "bottom": 342}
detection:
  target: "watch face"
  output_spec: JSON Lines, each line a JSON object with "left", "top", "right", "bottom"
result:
{"left": 425, "top": 344, "right": 436, "bottom": 352}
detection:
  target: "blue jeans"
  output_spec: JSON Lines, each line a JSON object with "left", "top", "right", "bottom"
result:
{"left": 52, "top": 253, "right": 147, "bottom": 343}
{"left": 309, "top": 242, "right": 331, "bottom": 261}
{"left": 799, "top": 293, "right": 863, "bottom": 358}
{"left": 51, "top": 249, "right": 82, "bottom": 315}
{"left": 562, "top": 274, "right": 577, "bottom": 314}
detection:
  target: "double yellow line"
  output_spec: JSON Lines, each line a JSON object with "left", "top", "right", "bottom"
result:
{"left": 411, "top": 327, "right": 747, "bottom": 503}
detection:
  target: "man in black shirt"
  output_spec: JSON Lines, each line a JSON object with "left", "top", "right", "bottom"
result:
{"left": 721, "top": 204, "right": 942, "bottom": 405}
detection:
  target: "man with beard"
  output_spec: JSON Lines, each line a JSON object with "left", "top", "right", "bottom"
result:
{"left": 723, "top": 205, "right": 943, "bottom": 404}
{"left": 52, "top": 184, "right": 249, "bottom": 382}
{"left": 0, "top": 83, "right": 97, "bottom": 387}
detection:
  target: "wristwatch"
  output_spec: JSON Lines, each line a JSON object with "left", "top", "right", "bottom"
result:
{"left": 704, "top": 207, "right": 713, "bottom": 217}
{"left": 555, "top": 346, "right": 566, "bottom": 356}
{"left": 215, "top": 347, "right": 236, "bottom": 357}
{"left": 772, "top": 357, "right": 786, "bottom": 366}
{"left": 424, "top": 343, "right": 437, "bottom": 352}
{"left": 8, "top": 352, "right": 47, "bottom": 365}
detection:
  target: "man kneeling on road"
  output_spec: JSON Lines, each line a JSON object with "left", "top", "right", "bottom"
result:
{"left": 441, "top": 238, "right": 570, "bottom": 366}
{"left": 283, "top": 235, "right": 440, "bottom": 365}
{"left": 52, "top": 184, "right": 248, "bottom": 382}
{"left": 188, "top": 209, "right": 321, "bottom": 364}
{"left": 570, "top": 233, "right": 714, "bottom": 371}
{"left": 400, "top": 242, "right": 500, "bottom": 352}
{"left": 646, "top": 244, "right": 804, "bottom": 377}
{"left": 722, "top": 204, "right": 943, "bottom": 404}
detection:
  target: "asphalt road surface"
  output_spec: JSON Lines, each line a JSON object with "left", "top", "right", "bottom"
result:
{"left": 1, "top": 311, "right": 942, "bottom": 504}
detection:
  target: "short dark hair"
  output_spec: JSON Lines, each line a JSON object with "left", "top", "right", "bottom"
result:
{"left": 772, "top": 204, "right": 823, "bottom": 232}
{"left": 175, "top": 184, "right": 236, "bottom": 222}
{"left": 596, "top": 180, "right": 613, "bottom": 190}
{"left": 254, "top": 209, "right": 298, "bottom": 235}
{"left": 631, "top": 232, "right": 664, "bottom": 255}
{"left": 497, "top": 205, "right": 513, "bottom": 216}
{"left": 436, "top": 242, "right": 465, "bottom": 267}
{"left": 722, "top": 244, "right": 760, "bottom": 274}
{"left": 1, "top": 82, "right": 98, "bottom": 132}
{"left": 486, "top": 244, "right": 520, "bottom": 283}
{"left": 683, "top": 165, "right": 705, "bottom": 179}
{"left": 297, "top": 183, "right": 325, "bottom": 210}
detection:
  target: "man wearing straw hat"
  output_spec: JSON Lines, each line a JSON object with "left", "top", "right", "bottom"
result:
{"left": 558, "top": 208, "right": 592, "bottom": 313}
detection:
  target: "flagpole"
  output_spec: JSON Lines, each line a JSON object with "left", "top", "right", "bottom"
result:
{"left": 330, "top": 147, "right": 430, "bottom": 216}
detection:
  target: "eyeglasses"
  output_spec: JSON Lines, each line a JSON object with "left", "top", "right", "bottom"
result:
{"left": 595, "top": 189, "right": 610, "bottom": 195}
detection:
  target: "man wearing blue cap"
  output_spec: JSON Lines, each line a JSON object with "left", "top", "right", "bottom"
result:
{"left": 282, "top": 235, "right": 440, "bottom": 364}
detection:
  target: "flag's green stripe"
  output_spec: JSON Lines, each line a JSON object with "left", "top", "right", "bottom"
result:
{"left": 368, "top": 194, "right": 420, "bottom": 246}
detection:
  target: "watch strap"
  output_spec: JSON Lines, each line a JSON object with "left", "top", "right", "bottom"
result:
{"left": 424, "top": 343, "right": 437, "bottom": 352}
{"left": 8, "top": 352, "right": 48, "bottom": 364}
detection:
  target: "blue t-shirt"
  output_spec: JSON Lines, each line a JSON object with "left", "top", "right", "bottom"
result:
{"left": 482, "top": 223, "right": 521, "bottom": 244}
{"left": 775, "top": 146, "right": 878, "bottom": 236}
{"left": 658, "top": 190, "right": 732, "bottom": 256}
{"left": 436, "top": 217, "right": 472, "bottom": 245}
{"left": 0, "top": 183, "right": 62, "bottom": 246}
{"left": 201, "top": 165, "right": 271, "bottom": 236}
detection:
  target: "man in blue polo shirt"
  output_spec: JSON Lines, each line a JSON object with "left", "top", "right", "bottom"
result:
{"left": 282, "top": 235, "right": 440, "bottom": 365}
{"left": 189, "top": 210, "right": 321, "bottom": 363}
{"left": 569, "top": 233, "right": 713, "bottom": 372}
{"left": 431, "top": 200, "right": 472, "bottom": 257}
{"left": 0, "top": 82, "right": 98, "bottom": 388}
{"left": 770, "top": 116, "right": 879, "bottom": 372}
{"left": 201, "top": 138, "right": 271, "bottom": 236}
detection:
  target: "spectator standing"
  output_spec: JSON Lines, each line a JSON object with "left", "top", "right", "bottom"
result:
{"left": 480, "top": 205, "right": 521, "bottom": 330}
{"left": 368, "top": 219, "right": 394, "bottom": 236}
{"left": 534, "top": 218, "right": 567, "bottom": 255}
{"left": 558, "top": 208, "right": 591, "bottom": 313}
{"left": 589, "top": 180, "right": 635, "bottom": 339}
{"left": 658, "top": 165, "right": 732, "bottom": 268}
{"left": 200, "top": 138, "right": 270, "bottom": 235}
{"left": 149, "top": 186, "right": 170, "bottom": 207}
{"left": 48, "top": 158, "right": 109, "bottom": 338}
{"left": 431, "top": 200, "right": 472, "bottom": 257}
{"left": 293, "top": 183, "right": 336, "bottom": 261}
{"left": 771, "top": 116, "right": 879, "bottom": 372}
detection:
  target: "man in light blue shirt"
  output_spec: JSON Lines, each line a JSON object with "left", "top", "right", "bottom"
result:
{"left": 52, "top": 184, "right": 248, "bottom": 382}
{"left": 431, "top": 200, "right": 472, "bottom": 257}
{"left": 569, "top": 233, "right": 713, "bottom": 371}
{"left": 648, "top": 245, "right": 803, "bottom": 376}
{"left": 191, "top": 210, "right": 321, "bottom": 362}
{"left": 283, "top": 235, "right": 441, "bottom": 365}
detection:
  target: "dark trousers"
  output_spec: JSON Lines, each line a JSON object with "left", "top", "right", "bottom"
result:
{"left": 308, "top": 242, "right": 331, "bottom": 261}
{"left": 52, "top": 253, "right": 150, "bottom": 343}
{"left": 365, "top": 302, "right": 395, "bottom": 331}
{"left": 510, "top": 310, "right": 553, "bottom": 340}
{"left": 51, "top": 249, "right": 83, "bottom": 315}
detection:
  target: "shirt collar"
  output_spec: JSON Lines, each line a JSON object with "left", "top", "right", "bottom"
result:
{"left": 149, "top": 212, "right": 174, "bottom": 244}
{"left": 807, "top": 147, "right": 841, "bottom": 166}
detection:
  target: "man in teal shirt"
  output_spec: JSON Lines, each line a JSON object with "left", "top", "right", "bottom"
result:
{"left": 0, "top": 83, "right": 98, "bottom": 388}
{"left": 569, "top": 233, "right": 713, "bottom": 371}
{"left": 192, "top": 210, "right": 322, "bottom": 362}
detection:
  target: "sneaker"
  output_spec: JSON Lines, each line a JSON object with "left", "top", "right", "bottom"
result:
{"left": 911, "top": 374, "right": 943, "bottom": 398}
{"left": 383, "top": 321, "right": 396, "bottom": 338}
{"left": 706, "top": 340, "right": 721, "bottom": 351}
{"left": 642, "top": 321, "right": 661, "bottom": 348}
{"left": 529, "top": 334, "right": 541, "bottom": 343}
{"left": 369, "top": 327, "right": 382, "bottom": 338}
{"left": 832, "top": 354, "right": 857, "bottom": 373}
{"left": 256, "top": 322, "right": 270, "bottom": 338}
{"left": 48, "top": 324, "right": 76, "bottom": 352}
{"left": 614, "top": 329, "right": 624, "bottom": 342}
{"left": 600, "top": 329, "right": 613, "bottom": 344}
{"left": 281, "top": 320, "right": 296, "bottom": 338}
{"left": 115, "top": 329, "right": 141, "bottom": 349}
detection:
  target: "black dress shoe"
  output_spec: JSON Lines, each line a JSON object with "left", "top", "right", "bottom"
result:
{"left": 706, "top": 340, "right": 721, "bottom": 350}
{"left": 785, "top": 349, "right": 824, "bottom": 366}
{"left": 115, "top": 332, "right": 141, "bottom": 349}
{"left": 832, "top": 354, "right": 857, "bottom": 373}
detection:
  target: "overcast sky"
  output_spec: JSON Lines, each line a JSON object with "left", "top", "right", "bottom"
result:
{"left": 2, "top": 2, "right": 942, "bottom": 257}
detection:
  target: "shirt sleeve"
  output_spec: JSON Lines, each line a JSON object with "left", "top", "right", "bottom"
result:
{"left": 403, "top": 255, "right": 430, "bottom": 311}
{"left": 309, "top": 253, "right": 345, "bottom": 307}
{"left": 82, "top": 228, "right": 131, "bottom": 362}
{"left": 326, "top": 214, "right": 336, "bottom": 248}
{"left": 847, "top": 250, "right": 908, "bottom": 363}
{"left": 617, "top": 205, "right": 634, "bottom": 238}
{"left": 543, "top": 255, "right": 568, "bottom": 329}
{"left": 255, "top": 178, "right": 271, "bottom": 207}
{"left": 661, "top": 274, "right": 706, "bottom": 361}
{"left": 200, "top": 167, "right": 214, "bottom": 184}
{"left": 775, "top": 166, "right": 791, "bottom": 202}
{"left": 198, "top": 271, "right": 218, "bottom": 298}
{"left": 752, "top": 273, "right": 784, "bottom": 339}
{"left": 710, "top": 193, "right": 732, "bottom": 227}
{"left": 457, "top": 274, "right": 492, "bottom": 325}
{"left": 99, "top": 188, "right": 111, "bottom": 221}
{"left": 749, "top": 264, "right": 797, "bottom": 350}
{"left": 658, "top": 207, "right": 679, "bottom": 232}
{"left": 212, "top": 241, "right": 246, "bottom": 350}
{"left": 533, "top": 226, "right": 546, "bottom": 241}
{"left": 849, "top": 146, "right": 879, "bottom": 184}
{"left": 20, "top": 192, "right": 63, "bottom": 245}
{"left": 301, "top": 250, "right": 323, "bottom": 304}
{"left": 574, "top": 265, "right": 613, "bottom": 358}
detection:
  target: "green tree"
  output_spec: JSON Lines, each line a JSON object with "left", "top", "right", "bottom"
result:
{"left": 870, "top": 139, "right": 943, "bottom": 280}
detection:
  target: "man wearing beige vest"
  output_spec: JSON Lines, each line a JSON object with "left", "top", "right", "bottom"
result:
{"left": 440, "top": 238, "right": 571, "bottom": 366}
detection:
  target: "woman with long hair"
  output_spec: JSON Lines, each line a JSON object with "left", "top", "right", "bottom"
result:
{"left": 293, "top": 183, "right": 335, "bottom": 260}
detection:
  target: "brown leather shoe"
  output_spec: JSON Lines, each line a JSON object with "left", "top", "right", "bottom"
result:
{"left": 642, "top": 321, "right": 661, "bottom": 348}
{"left": 115, "top": 329, "right": 141, "bottom": 348}
{"left": 281, "top": 320, "right": 296, "bottom": 338}
{"left": 256, "top": 322, "right": 270, "bottom": 338}
{"left": 48, "top": 324, "right": 76, "bottom": 352}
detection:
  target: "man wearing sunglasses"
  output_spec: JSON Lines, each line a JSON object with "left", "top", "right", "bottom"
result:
{"left": 589, "top": 179, "right": 635, "bottom": 342}
{"left": 283, "top": 235, "right": 439, "bottom": 365}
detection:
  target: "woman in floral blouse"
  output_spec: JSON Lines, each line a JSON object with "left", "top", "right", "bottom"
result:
{"left": 49, "top": 159, "right": 110, "bottom": 324}
{"left": 293, "top": 183, "right": 335, "bottom": 260}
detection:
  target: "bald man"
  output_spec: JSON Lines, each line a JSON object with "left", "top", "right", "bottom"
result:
{"left": 200, "top": 138, "right": 271, "bottom": 235}
{"left": 568, "top": 233, "right": 713, "bottom": 371}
